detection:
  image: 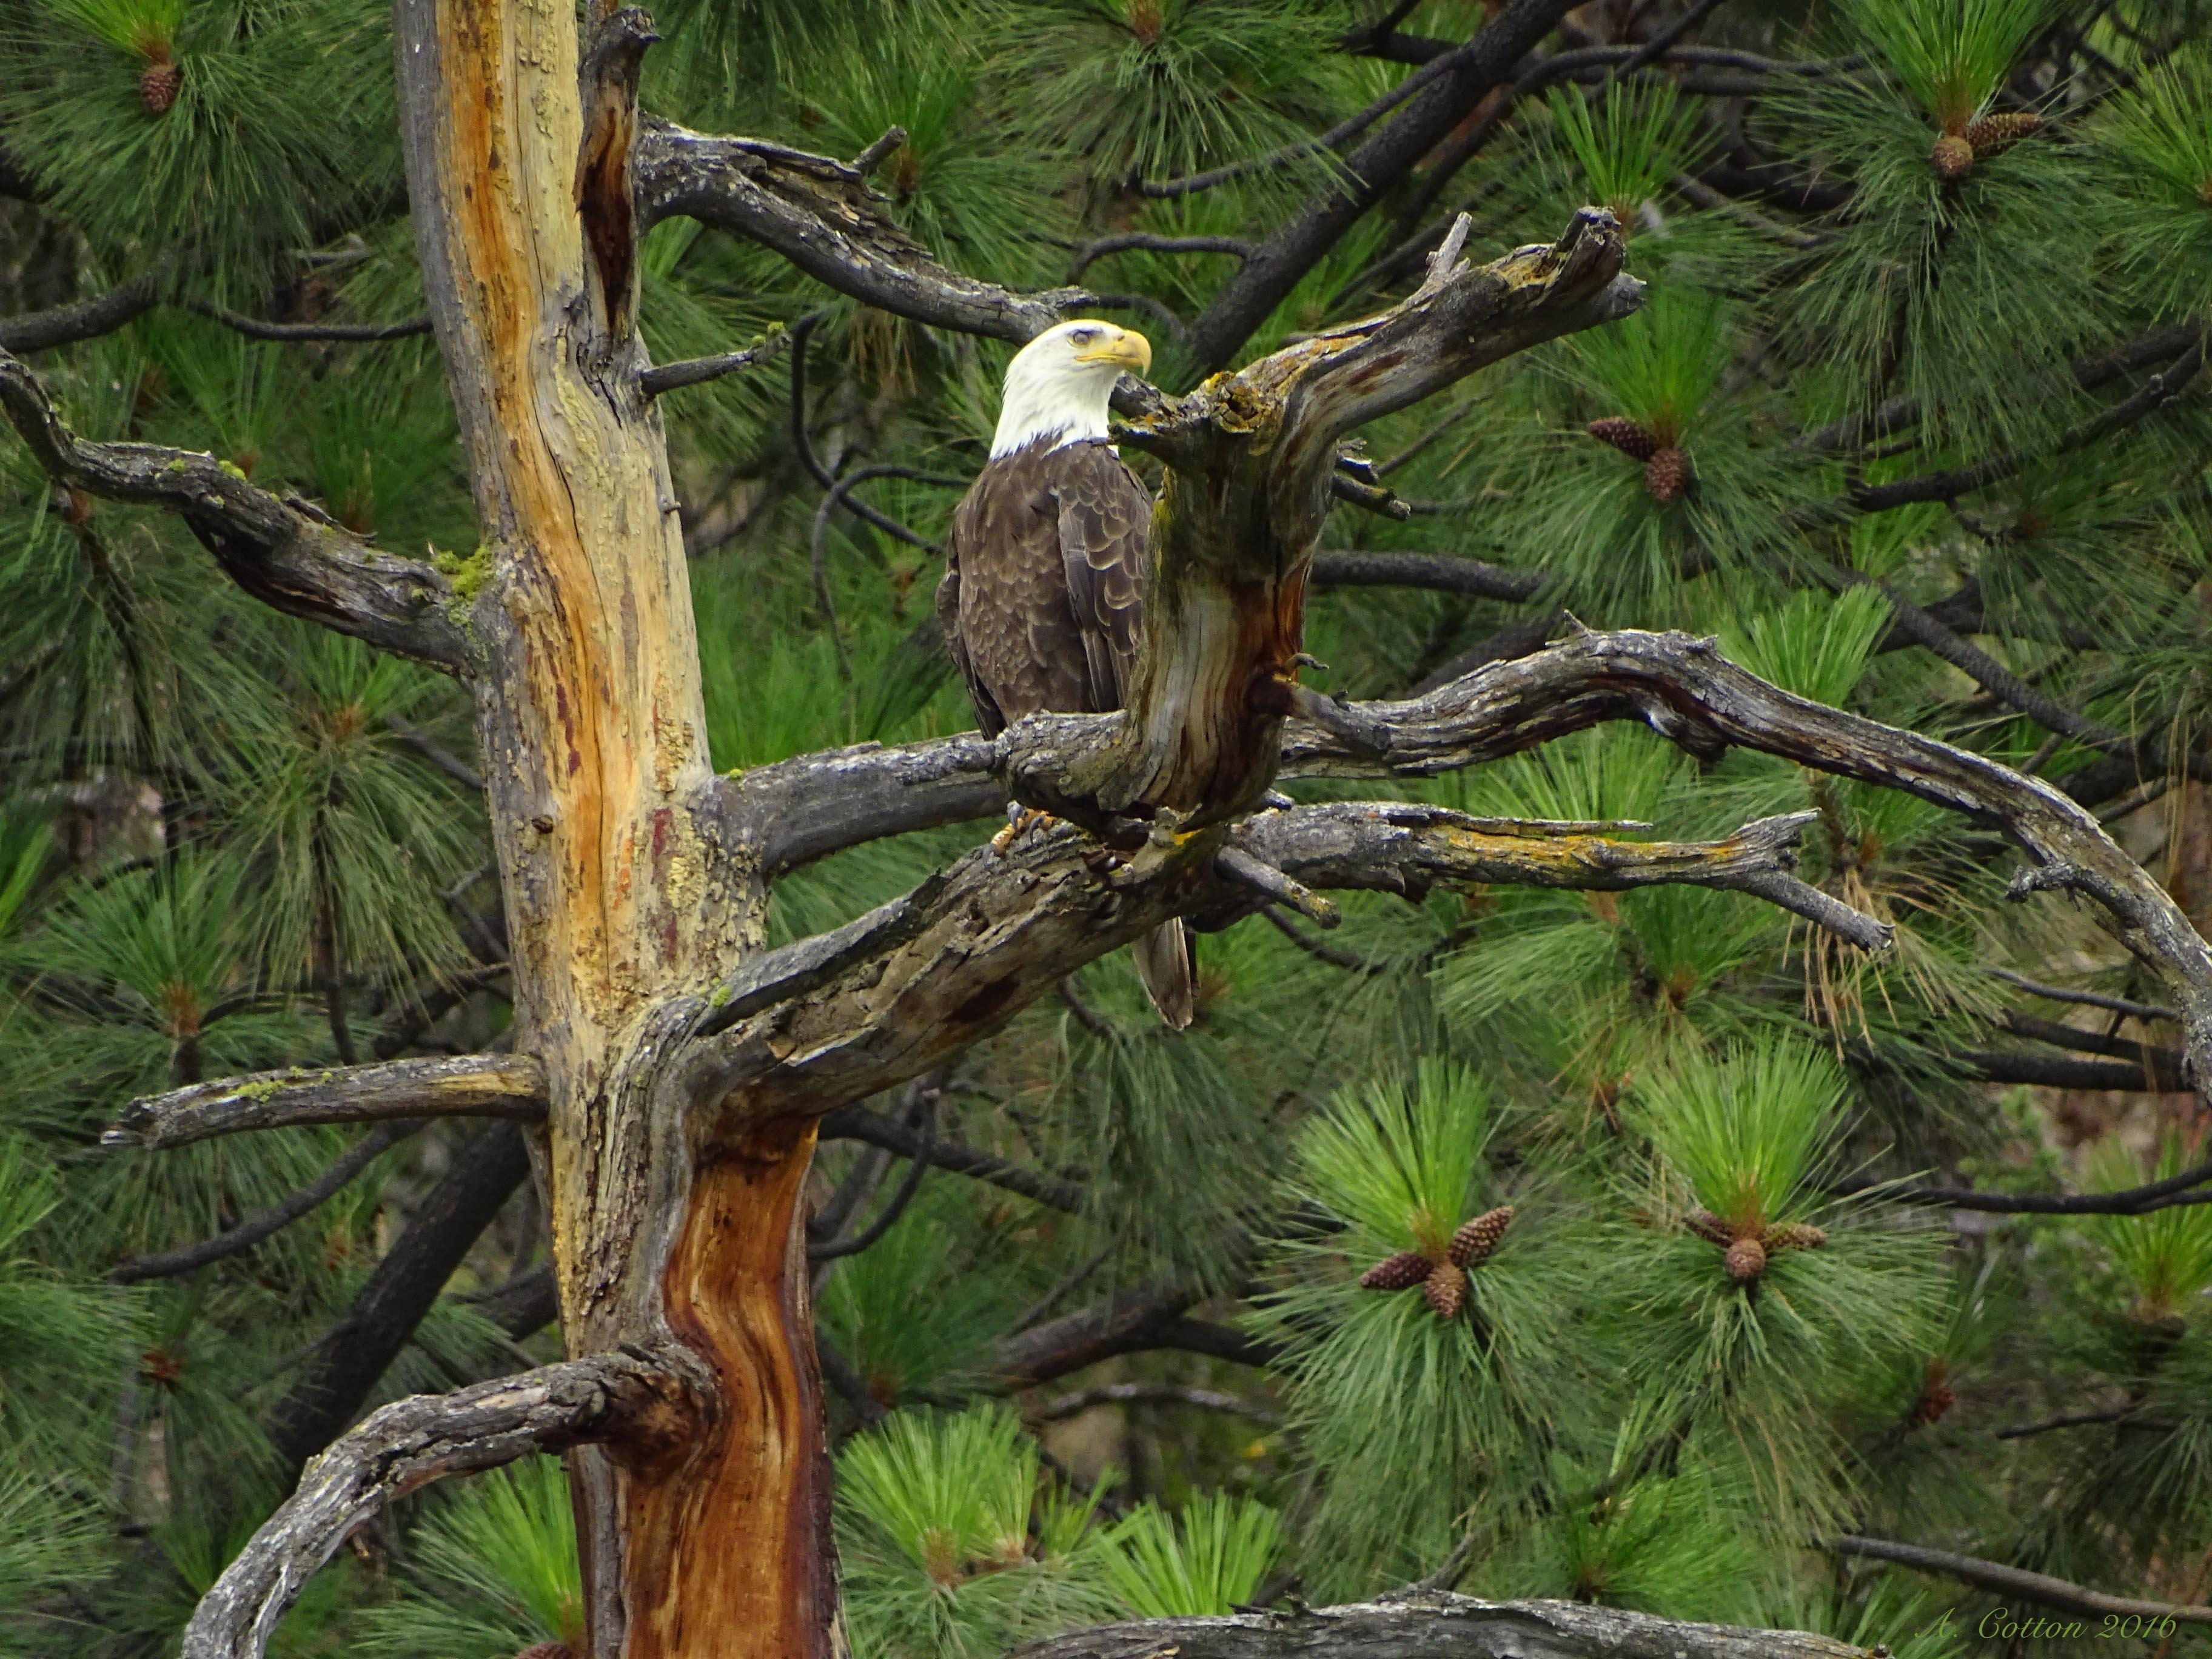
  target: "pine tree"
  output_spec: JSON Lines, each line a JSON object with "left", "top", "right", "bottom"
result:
{"left": 2, "top": 4, "right": 2211, "bottom": 1659}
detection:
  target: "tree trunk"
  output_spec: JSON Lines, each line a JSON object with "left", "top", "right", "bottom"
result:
{"left": 390, "top": 1, "right": 834, "bottom": 1652}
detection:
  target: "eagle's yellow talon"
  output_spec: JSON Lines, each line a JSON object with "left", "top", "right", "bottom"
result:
{"left": 990, "top": 807, "right": 1056, "bottom": 853}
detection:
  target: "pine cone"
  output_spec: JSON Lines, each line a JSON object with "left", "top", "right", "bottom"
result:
{"left": 1763, "top": 1221, "right": 1828, "bottom": 1253}
{"left": 1645, "top": 445, "right": 1689, "bottom": 503}
{"left": 1448, "top": 1205, "right": 1516, "bottom": 1268}
{"left": 1423, "top": 1259, "right": 1469, "bottom": 1319}
{"left": 1683, "top": 1209, "right": 1734, "bottom": 1247}
{"left": 1586, "top": 415, "right": 1657, "bottom": 460}
{"left": 1965, "top": 110, "right": 2040, "bottom": 157}
{"left": 1724, "top": 1235, "right": 1767, "bottom": 1283}
{"left": 1360, "top": 1250, "right": 1436, "bottom": 1291}
{"left": 1908, "top": 1361, "right": 1955, "bottom": 1428}
{"left": 140, "top": 56, "right": 181, "bottom": 115}
{"left": 1931, "top": 132, "right": 1974, "bottom": 182}
{"left": 513, "top": 1645, "right": 575, "bottom": 1659}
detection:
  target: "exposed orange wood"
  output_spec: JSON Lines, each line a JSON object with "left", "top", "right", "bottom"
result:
{"left": 625, "top": 1122, "right": 837, "bottom": 1659}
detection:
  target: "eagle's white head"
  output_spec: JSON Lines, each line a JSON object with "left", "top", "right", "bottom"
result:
{"left": 990, "top": 320, "right": 1152, "bottom": 459}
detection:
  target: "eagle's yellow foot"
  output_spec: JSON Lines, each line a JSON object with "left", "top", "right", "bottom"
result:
{"left": 991, "top": 806, "right": 1057, "bottom": 853}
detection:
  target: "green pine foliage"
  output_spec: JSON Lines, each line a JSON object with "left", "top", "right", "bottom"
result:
{"left": 4, "top": 1, "right": 2212, "bottom": 1655}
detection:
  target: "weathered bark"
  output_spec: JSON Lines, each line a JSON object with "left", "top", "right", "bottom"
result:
{"left": 390, "top": 0, "right": 818, "bottom": 1649}
{"left": 102, "top": 1052, "right": 546, "bottom": 1149}
{"left": 1004, "top": 1595, "right": 1863, "bottom": 1659}
{"left": 0, "top": 349, "right": 473, "bottom": 672}
{"left": 186, "top": 1352, "right": 693, "bottom": 1659}
{"left": 1087, "top": 212, "right": 1640, "bottom": 826}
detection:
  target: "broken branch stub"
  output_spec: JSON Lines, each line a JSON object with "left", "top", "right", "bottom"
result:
{"left": 1072, "top": 209, "right": 1643, "bottom": 827}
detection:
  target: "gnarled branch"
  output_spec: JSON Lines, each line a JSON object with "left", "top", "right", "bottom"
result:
{"left": 684, "top": 799, "right": 1887, "bottom": 1132}
{"left": 183, "top": 1351, "right": 698, "bottom": 1659}
{"left": 634, "top": 120, "right": 1086, "bottom": 344}
{"left": 1004, "top": 1594, "right": 1862, "bottom": 1658}
{"left": 103, "top": 1052, "right": 548, "bottom": 1150}
{"left": 0, "top": 348, "right": 474, "bottom": 674}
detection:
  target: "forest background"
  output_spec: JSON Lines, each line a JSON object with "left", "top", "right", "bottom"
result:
{"left": 2, "top": 0, "right": 2212, "bottom": 1655}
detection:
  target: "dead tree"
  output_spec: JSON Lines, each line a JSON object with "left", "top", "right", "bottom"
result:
{"left": 8, "top": 1, "right": 2212, "bottom": 1657}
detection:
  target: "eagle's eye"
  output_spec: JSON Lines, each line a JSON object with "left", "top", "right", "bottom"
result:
{"left": 1068, "top": 326, "right": 1101, "bottom": 345}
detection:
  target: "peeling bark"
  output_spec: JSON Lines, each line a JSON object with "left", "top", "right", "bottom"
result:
{"left": 391, "top": 0, "right": 813, "bottom": 1647}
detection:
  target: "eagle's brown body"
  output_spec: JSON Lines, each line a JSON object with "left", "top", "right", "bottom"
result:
{"left": 937, "top": 434, "right": 1195, "bottom": 1028}
{"left": 937, "top": 436, "right": 1149, "bottom": 731}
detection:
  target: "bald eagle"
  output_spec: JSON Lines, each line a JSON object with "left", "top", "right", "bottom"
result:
{"left": 936, "top": 320, "right": 1195, "bottom": 1030}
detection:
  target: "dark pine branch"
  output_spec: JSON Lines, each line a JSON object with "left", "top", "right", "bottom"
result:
{"left": 268, "top": 1120, "right": 532, "bottom": 1474}
{"left": 109, "top": 1122, "right": 420, "bottom": 1283}
{"left": 1830, "top": 1535, "right": 2212, "bottom": 1627}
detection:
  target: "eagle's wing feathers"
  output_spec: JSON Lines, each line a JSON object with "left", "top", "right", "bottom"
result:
{"left": 1053, "top": 445, "right": 1151, "bottom": 710}
{"left": 933, "top": 538, "right": 1004, "bottom": 739}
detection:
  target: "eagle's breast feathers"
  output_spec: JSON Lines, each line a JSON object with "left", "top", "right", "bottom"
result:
{"left": 936, "top": 435, "right": 1151, "bottom": 738}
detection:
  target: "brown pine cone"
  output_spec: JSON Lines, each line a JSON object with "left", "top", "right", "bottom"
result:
{"left": 1908, "top": 1360, "right": 1955, "bottom": 1428}
{"left": 1724, "top": 1235, "right": 1767, "bottom": 1283}
{"left": 1763, "top": 1221, "right": 1828, "bottom": 1253}
{"left": 513, "top": 1645, "right": 575, "bottom": 1659}
{"left": 1931, "top": 132, "right": 1974, "bottom": 181}
{"left": 140, "top": 56, "right": 182, "bottom": 115}
{"left": 1683, "top": 1209, "right": 1734, "bottom": 1247}
{"left": 1645, "top": 445, "right": 1689, "bottom": 503}
{"left": 1586, "top": 416, "right": 1657, "bottom": 460}
{"left": 1965, "top": 110, "right": 2040, "bottom": 156}
{"left": 1448, "top": 1204, "right": 1516, "bottom": 1269}
{"left": 1360, "top": 1250, "right": 1436, "bottom": 1291}
{"left": 1423, "top": 1259, "right": 1469, "bottom": 1319}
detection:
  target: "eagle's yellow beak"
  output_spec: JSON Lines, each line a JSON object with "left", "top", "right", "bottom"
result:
{"left": 1074, "top": 326, "right": 1152, "bottom": 375}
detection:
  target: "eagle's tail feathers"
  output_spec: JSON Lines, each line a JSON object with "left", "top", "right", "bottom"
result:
{"left": 1133, "top": 919, "right": 1196, "bottom": 1030}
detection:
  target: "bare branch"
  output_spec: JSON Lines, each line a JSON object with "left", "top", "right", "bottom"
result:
{"left": 182, "top": 1352, "right": 696, "bottom": 1659}
{"left": 1994, "top": 1404, "right": 2174, "bottom": 1439}
{"left": 994, "top": 1282, "right": 1284, "bottom": 1390}
{"left": 640, "top": 324, "right": 796, "bottom": 397}
{"left": 103, "top": 1053, "right": 548, "bottom": 1150}
{"left": 1310, "top": 549, "right": 1547, "bottom": 604}
{"left": 2001, "top": 1011, "right": 2185, "bottom": 1081}
{"left": 1831, "top": 1535, "right": 2212, "bottom": 1627}
{"left": 110, "top": 1122, "right": 418, "bottom": 1282}
{"left": 1068, "top": 234, "right": 1253, "bottom": 280}
{"left": 1182, "top": 0, "right": 1584, "bottom": 370}
{"left": 1960, "top": 1047, "right": 2190, "bottom": 1093}
{"left": 810, "top": 1089, "right": 934, "bottom": 1261}
{"left": 820, "top": 1103, "right": 1084, "bottom": 1214}
{"left": 1004, "top": 1594, "right": 1864, "bottom": 1659}
{"left": 0, "top": 270, "right": 162, "bottom": 353}
{"left": 686, "top": 797, "right": 1888, "bottom": 1131}
{"left": 1236, "top": 804, "right": 1895, "bottom": 951}
{"left": 635, "top": 121, "right": 1088, "bottom": 344}
{"left": 269, "top": 1121, "right": 534, "bottom": 1472}
{"left": 1273, "top": 627, "right": 2212, "bottom": 1096}
{"left": 1988, "top": 967, "right": 2177, "bottom": 1024}
{"left": 0, "top": 349, "right": 475, "bottom": 674}
{"left": 1883, "top": 1159, "right": 2212, "bottom": 1215}
{"left": 183, "top": 300, "right": 435, "bottom": 342}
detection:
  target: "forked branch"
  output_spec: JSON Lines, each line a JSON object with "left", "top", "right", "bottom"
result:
{"left": 104, "top": 1052, "right": 548, "bottom": 1150}
{"left": 682, "top": 801, "right": 1889, "bottom": 1131}
{"left": 183, "top": 1352, "right": 699, "bottom": 1659}
{"left": 1003, "top": 1594, "right": 1862, "bottom": 1658}
{"left": 729, "top": 626, "right": 2212, "bottom": 1099}
{"left": 0, "top": 349, "right": 474, "bottom": 674}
